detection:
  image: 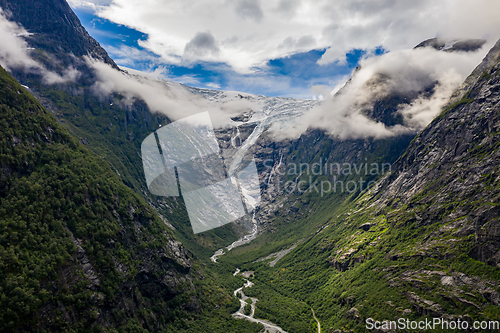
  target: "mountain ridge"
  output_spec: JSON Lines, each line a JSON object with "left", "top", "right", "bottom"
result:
{"left": 0, "top": 0, "right": 117, "bottom": 69}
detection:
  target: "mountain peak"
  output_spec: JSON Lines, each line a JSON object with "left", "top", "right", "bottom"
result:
{"left": 0, "top": 0, "right": 117, "bottom": 68}
{"left": 414, "top": 37, "right": 486, "bottom": 52}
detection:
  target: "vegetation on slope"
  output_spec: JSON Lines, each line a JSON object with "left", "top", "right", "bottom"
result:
{"left": 219, "top": 42, "right": 500, "bottom": 332}
{"left": 0, "top": 66, "right": 262, "bottom": 332}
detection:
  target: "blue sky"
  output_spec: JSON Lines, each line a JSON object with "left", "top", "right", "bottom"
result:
{"left": 68, "top": 0, "right": 500, "bottom": 99}
{"left": 74, "top": 9, "right": 375, "bottom": 98}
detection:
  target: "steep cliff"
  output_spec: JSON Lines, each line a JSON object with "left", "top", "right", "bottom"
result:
{"left": 377, "top": 38, "right": 500, "bottom": 266}
{"left": 0, "top": 0, "right": 117, "bottom": 68}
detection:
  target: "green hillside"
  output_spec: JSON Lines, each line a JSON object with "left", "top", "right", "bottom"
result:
{"left": 0, "top": 66, "right": 261, "bottom": 332}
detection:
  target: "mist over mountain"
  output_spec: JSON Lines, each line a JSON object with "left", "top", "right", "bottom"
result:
{"left": 278, "top": 40, "right": 490, "bottom": 140}
{"left": 0, "top": 0, "right": 499, "bottom": 332}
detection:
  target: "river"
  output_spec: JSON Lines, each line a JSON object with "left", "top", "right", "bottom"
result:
{"left": 210, "top": 220, "right": 288, "bottom": 332}
{"left": 232, "top": 269, "right": 288, "bottom": 333}
{"left": 210, "top": 212, "right": 258, "bottom": 263}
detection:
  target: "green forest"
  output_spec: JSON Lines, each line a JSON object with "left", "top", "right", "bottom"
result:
{"left": 0, "top": 66, "right": 262, "bottom": 332}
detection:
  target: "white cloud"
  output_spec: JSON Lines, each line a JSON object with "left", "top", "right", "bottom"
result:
{"left": 68, "top": 0, "right": 500, "bottom": 74}
{"left": 0, "top": 11, "right": 40, "bottom": 70}
{"left": 0, "top": 10, "right": 80, "bottom": 84}
{"left": 67, "top": 0, "right": 112, "bottom": 12}
{"left": 205, "top": 82, "right": 221, "bottom": 89}
{"left": 397, "top": 68, "right": 463, "bottom": 130}
{"left": 104, "top": 44, "right": 164, "bottom": 68}
{"left": 43, "top": 67, "right": 81, "bottom": 84}
{"left": 273, "top": 45, "right": 490, "bottom": 140}
{"left": 88, "top": 58, "right": 256, "bottom": 128}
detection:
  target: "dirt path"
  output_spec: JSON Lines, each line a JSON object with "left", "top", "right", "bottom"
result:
{"left": 311, "top": 308, "right": 321, "bottom": 333}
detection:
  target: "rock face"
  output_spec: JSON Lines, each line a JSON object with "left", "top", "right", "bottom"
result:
{"left": 0, "top": 0, "right": 117, "bottom": 68}
{"left": 415, "top": 38, "right": 486, "bottom": 53}
{"left": 73, "top": 237, "right": 101, "bottom": 288}
{"left": 376, "top": 38, "right": 500, "bottom": 266}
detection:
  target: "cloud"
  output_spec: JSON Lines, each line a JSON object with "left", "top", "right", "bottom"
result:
{"left": 67, "top": 0, "right": 112, "bottom": 12}
{"left": 0, "top": 11, "right": 40, "bottom": 70}
{"left": 184, "top": 31, "right": 220, "bottom": 58}
{"left": 43, "top": 67, "right": 81, "bottom": 84}
{"left": 0, "top": 10, "right": 80, "bottom": 84}
{"left": 274, "top": 0, "right": 300, "bottom": 17}
{"left": 89, "top": 59, "right": 204, "bottom": 121}
{"left": 396, "top": 69, "right": 463, "bottom": 129}
{"left": 273, "top": 45, "right": 490, "bottom": 140}
{"left": 104, "top": 44, "right": 165, "bottom": 68}
{"left": 234, "top": 0, "right": 264, "bottom": 22}
{"left": 69, "top": 0, "right": 500, "bottom": 74}
{"left": 278, "top": 35, "right": 316, "bottom": 50}
{"left": 205, "top": 82, "right": 221, "bottom": 89}
{"left": 87, "top": 58, "right": 258, "bottom": 128}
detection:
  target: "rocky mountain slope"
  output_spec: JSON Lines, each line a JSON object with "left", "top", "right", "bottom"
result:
{"left": 0, "top": 65, "right": 191, "bottom": 330}
{"left": 0, "top": 0, "right": 117, "bottom": 69}
{"left": 377, "top": 38, "right": 500, "bottom": 267}
{"left": 227, "top": 39, "right": 500, "bottom": 332}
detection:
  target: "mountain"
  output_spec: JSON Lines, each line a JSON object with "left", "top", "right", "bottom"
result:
{"left": 0, "top": 0, "right": 117, "bottom": 69}
{"left": 377, "top": 38, "right": 500, "bottom": 267}
{"left": 0, "top": 0, "right": 258, "bottom": 255}
{"left": 224, "top": 37, "right": 486, "bottom": 260}
{"left": 0, "top": 64, "right": 186, "bottom": 330}
{"left": 226, "top": 40, "right": 500, "bottom": 332}
{"left": 1, "top": 0, "right": 486, "bottom": 264}
{"left": 0, "top": 65, "right": 265, "bottom": 332}
{"left": 415, "top": 38, "right": 486, "bottom": 53}
{"left": 1, "top": 0, "right": 499, "bottom": 331}
{"left": 0, "top": 1, "right": 265, "bottom": 331}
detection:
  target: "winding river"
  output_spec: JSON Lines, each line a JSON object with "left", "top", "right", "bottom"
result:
{"left": 232, "top": 269, "right": 288, "bottom": 333}
{"left": 210, "top": 221, "right": 288, "bottom": 332}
